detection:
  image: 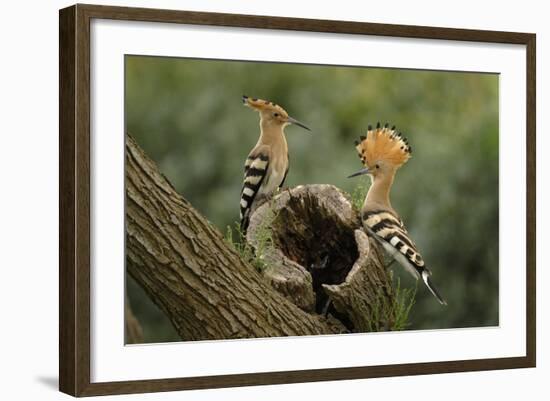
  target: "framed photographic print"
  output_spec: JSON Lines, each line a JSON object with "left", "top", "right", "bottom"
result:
{"left": 59, "top": 3, "right": 536, "bottom": 397}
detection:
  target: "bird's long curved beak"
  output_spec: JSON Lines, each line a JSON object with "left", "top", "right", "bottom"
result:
{"left": 287, "top": 116, "right": 311, "bottom": 131}
{"left": 347, "top": 167, "right": 370, "bottom": 178}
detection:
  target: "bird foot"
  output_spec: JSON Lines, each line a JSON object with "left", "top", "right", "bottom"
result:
{"left": 322, "top": 299, "right": 332, "bottom": 317}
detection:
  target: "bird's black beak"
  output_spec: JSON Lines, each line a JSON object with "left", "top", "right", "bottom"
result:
{"left": 287, "top": 116, "right": 311, "bottom": 131}
{"left": 347, "top": 167, "right": 370, "bottom": 178}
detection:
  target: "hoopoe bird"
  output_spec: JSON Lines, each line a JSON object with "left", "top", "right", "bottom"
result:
{"left": 348, "top": 123, "right": 447, "bottom": 305}
{"left": 239, "top": 95, "right": 310, "bottom": 233}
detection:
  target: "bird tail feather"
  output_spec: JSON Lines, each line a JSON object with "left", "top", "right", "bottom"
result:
{"left": 421, "top": 270, "right": 447, "bottom": 306}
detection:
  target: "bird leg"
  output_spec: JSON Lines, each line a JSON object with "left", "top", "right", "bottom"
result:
{"left": 322, "top": 299, "right": 332, "bottom": 317}
{"left": 265, "top": 191, "right": 281, "bottom": 206}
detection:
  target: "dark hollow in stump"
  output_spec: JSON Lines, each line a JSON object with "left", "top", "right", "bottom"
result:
{"left": 247, "top": 185, "right": 397, "bottom": 332}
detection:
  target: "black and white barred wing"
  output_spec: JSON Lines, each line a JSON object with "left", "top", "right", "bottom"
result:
{"left": 239, "top": 153, "right": 269, "bottom": 233}
{"left": 362, "top": 210, "right": 447, "bottom": 305}
{"left": 362, "top": 210, "right": 425, "bottom": 273}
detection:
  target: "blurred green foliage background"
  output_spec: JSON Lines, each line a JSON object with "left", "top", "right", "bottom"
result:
{"left": 125, "top": 55, "right": 499, "bottom": 343}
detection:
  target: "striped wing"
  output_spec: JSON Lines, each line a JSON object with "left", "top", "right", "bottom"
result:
{"left": 239, "top": 153, "right": 269, "bottom": 232}
{"left": 362, "top": 209, "right": 447, "bottom": 305}
{"left": 362, "top": 210, "right": 426, "bottom": 274}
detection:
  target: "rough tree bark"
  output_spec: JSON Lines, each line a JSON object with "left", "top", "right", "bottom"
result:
{"left": 126, "top": 134, "right": 397, "bottom": 341}
{"left": 247, "top": 185, "right": 396, "bottom": 332}
{"left": 126, "top": 135, "right": 344, "bottom": 341}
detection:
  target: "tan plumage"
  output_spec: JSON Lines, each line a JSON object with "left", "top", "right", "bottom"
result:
{"left": 349, "top": 123, "right": 447, "bottom": 305}
{"left": 355, "top": 122, "right": 411, "bottom": 169}
{"left": 239, "top": 96, "right": 310, "bottom": 233}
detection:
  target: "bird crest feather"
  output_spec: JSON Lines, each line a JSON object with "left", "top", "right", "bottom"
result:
{"left": 242, "top": 95, "right": 288, "bottom": 118}
{"left": 355, "top": 123, "right": 412, "bottom": 168}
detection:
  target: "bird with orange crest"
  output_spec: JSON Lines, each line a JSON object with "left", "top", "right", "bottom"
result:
{"left": 348, "top": 123, "right": 447, "bottom": 305}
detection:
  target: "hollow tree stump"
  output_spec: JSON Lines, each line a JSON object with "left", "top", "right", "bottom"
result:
{"left": 246, "top": 185, "right": 397, "bottom": 332}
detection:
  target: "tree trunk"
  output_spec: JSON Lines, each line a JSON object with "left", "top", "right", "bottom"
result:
{"left": 125, "top": 134, "right": 397, "bottom": 342}
{"left": 125, "top": 135, "right": 344, "bottom": 341}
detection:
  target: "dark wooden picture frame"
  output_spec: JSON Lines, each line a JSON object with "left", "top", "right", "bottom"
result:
{"left": 59, "top": 3, "right": 536, "bottom": 397}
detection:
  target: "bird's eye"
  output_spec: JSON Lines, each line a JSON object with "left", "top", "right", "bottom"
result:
{"left": 375, "top": 164, "right": 380, "bottom": 169}
{"left": 273, "top": 113, "right": 279, "bottom": 117}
